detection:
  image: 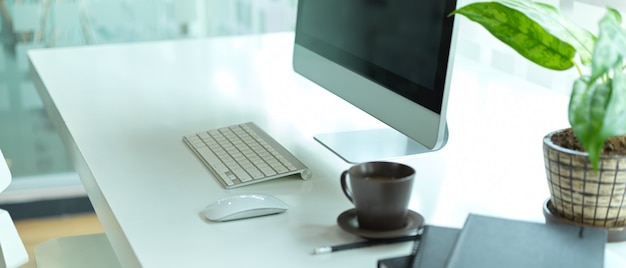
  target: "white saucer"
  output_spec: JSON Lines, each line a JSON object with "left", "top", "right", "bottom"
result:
{"left": 337, "top": 209, "right": 424, "bottom": 239}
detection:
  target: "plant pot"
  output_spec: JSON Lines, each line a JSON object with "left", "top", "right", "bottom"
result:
{"left": 543, "top": 130, "right": 626, "bottom": 230}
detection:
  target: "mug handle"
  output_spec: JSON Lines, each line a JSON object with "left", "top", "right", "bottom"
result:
{"left": 340, "top": 170, "right": 353, "bottom": 203}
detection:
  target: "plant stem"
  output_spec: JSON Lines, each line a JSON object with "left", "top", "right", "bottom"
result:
{"left": 574, "top": 61, "right": 584, "bottom": 77}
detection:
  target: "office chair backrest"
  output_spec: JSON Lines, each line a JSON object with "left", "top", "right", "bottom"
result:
{"left": 0, "top": 149, "right": 29, "bottom": 268}
{"left": 0, "top": 150, "right": 10, "bottom": 193}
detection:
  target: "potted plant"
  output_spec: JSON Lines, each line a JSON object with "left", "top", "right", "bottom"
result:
{"left": 451, "top": 0, "right": 626, "bottom": 241}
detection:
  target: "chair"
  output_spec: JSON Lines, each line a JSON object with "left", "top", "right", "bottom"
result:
{"left": 0, "top": 149, "right": 29, "bottom": 268}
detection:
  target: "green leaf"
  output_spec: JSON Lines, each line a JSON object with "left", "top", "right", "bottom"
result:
{"left": 591, "top": 8, "right": 626, "bottom": 81}
{"left": 452, "top": 2, "right": 576, "bottom": 70}
{"left": 569, "top": 78, "right": 612, "bottom": 169}
{"left": 499, "top": 0, "right": 596, "bottom": 65}
{"left": 603, "top": 69, "right": 626, "bottom": 136}
{"left": 569, "top": 76, "right": 592, "bottom": 129}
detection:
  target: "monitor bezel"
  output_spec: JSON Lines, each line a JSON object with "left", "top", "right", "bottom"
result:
{"left": 293, "top": 0, "right": 459, "bottom": 155}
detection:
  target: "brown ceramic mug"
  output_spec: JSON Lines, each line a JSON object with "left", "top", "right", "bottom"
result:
{"left": 340, "top": 161, "right": 415, "bottom": 231}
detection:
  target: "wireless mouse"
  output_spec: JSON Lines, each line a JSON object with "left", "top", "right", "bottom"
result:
{"left": 203, "top": 194, "right": 288, "bottom": 222}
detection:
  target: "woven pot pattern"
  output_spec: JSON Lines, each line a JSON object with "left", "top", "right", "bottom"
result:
{"left": 543, "top": 133, "right": 626, "bottom": 228}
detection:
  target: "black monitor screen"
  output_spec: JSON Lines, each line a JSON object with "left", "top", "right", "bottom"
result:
{"left": 295, "top": 0, "right": 457, "bottom": 113}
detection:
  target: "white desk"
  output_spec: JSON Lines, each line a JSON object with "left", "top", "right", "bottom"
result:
{"left": 28, "top": 33, "right": 626, "bottom": 267}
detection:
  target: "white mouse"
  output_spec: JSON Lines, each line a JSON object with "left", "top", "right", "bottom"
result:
{"left": 203, "top": 194, "right": 288, "bottom": 222}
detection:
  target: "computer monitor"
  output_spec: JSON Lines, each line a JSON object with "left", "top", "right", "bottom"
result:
{"left": 293, "top": 0, "right": 459, "bottom": 163}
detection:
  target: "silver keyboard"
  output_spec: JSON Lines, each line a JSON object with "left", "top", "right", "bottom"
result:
{"left": 183, "top": 122, "right": 311, "bottom": 188}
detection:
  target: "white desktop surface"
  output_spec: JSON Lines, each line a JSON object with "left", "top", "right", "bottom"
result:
{"left": 28, "top": 33, "right": 625, "bottom": 267}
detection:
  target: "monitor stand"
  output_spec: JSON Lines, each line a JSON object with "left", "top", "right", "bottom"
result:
{"left": 314, "top": 126, "right": 448, "bottom": 163}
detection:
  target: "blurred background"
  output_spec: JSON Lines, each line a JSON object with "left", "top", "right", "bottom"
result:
{"left": 0, "top": 0, "right": 298, "bottom": 219}
{"left": 0, "top": 0, "right": 621, "bottom": 219}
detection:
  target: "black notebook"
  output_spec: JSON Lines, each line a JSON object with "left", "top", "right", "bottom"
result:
{"left": 378, "top": 225, "right": 460, "bottom": 268}
{"left": 445, "top": 214, "right": 607, "bottom": 268}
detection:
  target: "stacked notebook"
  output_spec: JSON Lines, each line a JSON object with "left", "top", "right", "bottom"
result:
{"left": 378, "top": 214, "right": 608, "bottom": 268}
